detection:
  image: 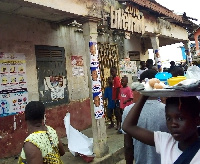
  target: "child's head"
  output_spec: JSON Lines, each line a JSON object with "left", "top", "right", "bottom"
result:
{"left": 121, "top": 76, "right": 128, "bottom": 87}
{"left": 110, "top": 66, "right": 117, "bottom": 77}
{"left": 140, "top": 61, "right": 146, "bottom": 68}
{"left": 107, "top": 77, "right": 113, "bottom": 86}
{"left": 165, "top": 97, "right": 200, "bottom": 142}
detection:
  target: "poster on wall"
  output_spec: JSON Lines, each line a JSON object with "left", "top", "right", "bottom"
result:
{"left": 119, "top": 58, "right": 137, "bottom": 86}
{"left": 71, "top": 56, "right": 84, "bottom": 76}
{"left": 44, "top": 76, "right": 66, "bottom": 101}
{"left": 89, "top": 42, "right": 104, "bottom": 119}
{"left": 0, "top": 52, "right": 28, "bottom": 117}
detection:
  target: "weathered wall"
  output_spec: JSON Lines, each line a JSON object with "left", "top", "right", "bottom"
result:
{"left": 0, "top": 0, "right": 190, "bottom": 158}
{"left": 194, "top": 28, "right": 200, "bottom": 55}
{"left": 144, "top": 14, "right": 188, "bottom": 41}
{"left": 0, "top": 13, "right": 89, "bottom": 101}
{"left": 124, "top": 35, "right": 145, "bottom": 58}
{"left": 0, "top": 13, "right": 91, "bottom": 158}
{"left": 25, "top": 0, "right": 104, "bottom": 18}
{"left": 0, "top": 99, "right": 91, "bottom": 158}
{"left": 25, "top": 0, "right": 90, "bottom": 16}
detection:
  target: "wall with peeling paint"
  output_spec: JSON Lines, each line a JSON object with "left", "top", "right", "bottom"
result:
{"left": 143, "top": 14, "right": 188, "bottom": 42}
{"left": 194, "top": 28, "right": 200, "bottom": 55}
{"left": 0, "top": 13, "right": 90, "bottom": 101}
{"left": 25, "top": 0, "right": 104, "bottom": 18}
{"left": 0, "top": 99, "right": 91, "bottom": 158}
{"left": 0, "top": 0, "right": 190, "bottom": 158}
{"left": 0, "top": 13, "right": 91, "bottom": 158}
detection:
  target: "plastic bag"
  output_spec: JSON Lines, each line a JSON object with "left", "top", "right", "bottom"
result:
{"left": 185, "top": 66, "right": 200, "bottom": 80}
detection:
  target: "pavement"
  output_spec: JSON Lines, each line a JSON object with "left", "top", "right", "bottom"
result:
{"left": 60, "top": 124, "right": 125, "bottom": 164}
{"left": 0, "top": 123, "right": 125, "bottom": 164}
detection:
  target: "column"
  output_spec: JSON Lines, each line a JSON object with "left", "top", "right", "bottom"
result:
{"left": 150, "top": 35, "right": 162, "bottom": 72}
{"left": 83, "top": 21, "right": 109, "bottom": 158}
{"left": 183, "top": 40, "right": 192, "bottom": 66}
{"left": 194, "top": 33, "right": 200, "bottom": 56}
{"left": 150, "top": 35, "right": 159, "bottom": 61}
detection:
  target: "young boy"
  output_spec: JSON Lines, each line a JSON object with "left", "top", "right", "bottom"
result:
{"left": 110, "top": 66, "right": 121, "bottom": 131}
{"left": 103, "top": 77, "right": 116, "bottom": 129}
{"left": 123, "top": 96, "right": 200, "bottom": 164}
{"left": 118, "top": 76, "right": 133, "bottom": 134}
{"left": 120, "top": 76, "right": 133, "bottom": 109}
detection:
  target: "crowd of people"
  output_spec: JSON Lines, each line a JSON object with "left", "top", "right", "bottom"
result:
{"left": 103, "top": 58, "right": 200, "bottom": 164}
{"left": 18, "top": 55, "right": 200, "bottom": 164}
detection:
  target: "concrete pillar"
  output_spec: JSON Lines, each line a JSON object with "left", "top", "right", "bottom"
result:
{"left": 194, "top": 32, "right": 200, "bottom": 56}
{"left": 150, "top": 35, "right": 159, "bottom": 62}
{"left": 183, "top": 40, "right": 192, "bottom": 66}
{"left": 83, "top": 21, "right": 109, "bottom": 158}
{"left": 150, "top": 35, "right": 163, "bottom": 72}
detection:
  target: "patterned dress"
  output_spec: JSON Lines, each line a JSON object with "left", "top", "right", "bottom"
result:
{"left": 18, "top": 126, "right": 63, "bottom": 164}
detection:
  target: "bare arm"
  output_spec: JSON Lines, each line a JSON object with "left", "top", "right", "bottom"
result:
{"left": 124, "top": 134, "right": 134, "bottom": 164}
{"left": 24, "top": 142, "right": 43, "bottom": 164}
{"left": 58, "top": 138, "right": 65, "bottom": 156}
{"left": 122, "top": 95, "right": 155, "bottom": 146}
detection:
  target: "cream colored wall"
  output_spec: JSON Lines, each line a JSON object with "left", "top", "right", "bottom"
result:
{"left": 26, "top": 0, "right": 188, "bottom": 41}
{"left": 0, "top": 13, "right": 89, "bottom": 101}
{"left": 25, "top": 0, "right": 104, "bottom": 17}
{"left": 26, "top": 0, "right": 89, "bottom": 15}
{"left": 124, "top": 17, "right": 188, "bottom": 62}
{"left": 144, "top": 18, "right": 188, "bottom": 41}
{"left": 124, "top": 35, "right": 141, "bottom": 58}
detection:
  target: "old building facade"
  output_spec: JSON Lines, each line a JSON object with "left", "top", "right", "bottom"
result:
{"left": 0, "top": 0, "right": 190, "bottom": 158}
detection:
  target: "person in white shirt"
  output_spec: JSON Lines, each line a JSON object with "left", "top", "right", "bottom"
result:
{"left": 122, "top": 97, "right": 167, "bottom": 164}
{"left": 155, "top": 50, "right": 162, "bottom": 72}
{"left": 123, "top": 96, "right": 200, "bottom": 164}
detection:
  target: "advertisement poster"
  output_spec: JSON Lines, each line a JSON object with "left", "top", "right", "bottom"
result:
{"left": 0, "top": 52, "right": 28, "bottom": 117}
{"left": 44, "top": 76, "right": 66, "bottom": 100}
{"left": 119, "top": 58, "right": 137, "bottom": 86}
{"left": 89, "top": 42, "right": 104, "bottom": 119}
{"left": 71, "top": 56, "right": 84, "bottom": 76}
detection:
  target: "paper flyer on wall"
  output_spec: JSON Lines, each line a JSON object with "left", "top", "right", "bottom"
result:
{"left": 89, "top": 42, "right": 104, "bottom": 119}
{"left": 0, "top": 52, "right": 28, "bottom": 117}
{"left": 44, "top": 76, "right": 66, "bottom": 100}
{"left": 71, "top": 56, "right": 84, "bottom": 76}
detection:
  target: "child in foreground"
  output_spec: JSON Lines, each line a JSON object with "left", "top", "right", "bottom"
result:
{"left": 103, "top": 77, "right": 116, "bottom": 129}
{"left": 118, "top": 76, "right": 133, "bottom": 134}
{"left": 123, "top": 95, "right": 200, "bottom": 164}
{"left": 110, "top": 66, "right": 121, "bottom": 131}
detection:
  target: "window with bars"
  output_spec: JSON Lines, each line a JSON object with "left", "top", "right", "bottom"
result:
{"left": 35, "top": 45, "right": 69, "bottom": 107}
